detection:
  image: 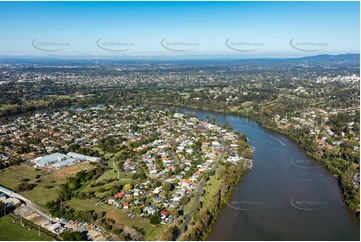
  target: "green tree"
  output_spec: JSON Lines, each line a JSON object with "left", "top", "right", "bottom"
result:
{"left": 150, "top": 213, "right": 160, "bottom": 225}
{"left": 162, "top": 182, "right": 173, "bottom": 193}
{"left": 243, "top": 149, "right": 253, "bottom": 159}
{"left": 0, "top": 201, "right": 5, "bottom": 217}
{"left": 139, "top": 172, "right": 147, "bottom": 180}
{"left": 61, "top": 231, "right": 83, "bottom": 241}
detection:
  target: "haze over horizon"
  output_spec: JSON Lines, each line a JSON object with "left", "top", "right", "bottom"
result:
{"left": 0, "top": 1, "right": 359, "bottom": 58}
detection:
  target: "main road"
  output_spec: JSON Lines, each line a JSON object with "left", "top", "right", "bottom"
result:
{"left": 0, "top": 185, "right": 53, "bottom": 221}
{"left": 182, "top": 135, "right": 226, "bottom": 229}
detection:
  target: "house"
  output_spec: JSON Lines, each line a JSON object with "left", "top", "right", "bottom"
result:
{"left": 134, "top": 190, "right": 140, "bottom": 197}
{"left": 123, "top": 202, "right": 129, "bottom": 210}
{"left": 170, "top": 201, "right": 179, "bottom": 208}
{"left": 0, "top": 154, "right": 9, "bottom": 163}
{"left": 174, "top": 113, "right": 185, "bottom": 118}
{"left": 144, "top": 206, "right": 157, "bottom": 215}
{"left": 153, "top": 197, "right": 162, "bottom": 203}
{"left": 114, "top": 191, "right": 125, "bottom": 198}
{"left": 176, "top": 189, "right": 186, "bottom": 196}
{"left": 152, "top": 187, "right": 161, "bottom": 195}
{"left": 133, "top": 186, "right": 142, "bottom": 196}
{"left": 125, "top": 191, "right": 132, "bottom": 199}
{"left": 160, "top": 210, "right": 169, "bottom": 218}
{"left": 112, "top": 201, "right": 121, "bottom": 207}
{"left": 181, "top": 179, "right": 192, "bottom": 188}
{"left": 172, "top": 195, "right": 181, "bottom": 202}
{"left": 134, "top": 199, "right": 142, "bottom": 205}
{"left": 162, "top": 200, "right": 170, "bottom": 207}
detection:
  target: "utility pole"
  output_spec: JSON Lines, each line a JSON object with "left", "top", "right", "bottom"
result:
{"left": 38, "top": 225, "right": 41, "bottom": 236}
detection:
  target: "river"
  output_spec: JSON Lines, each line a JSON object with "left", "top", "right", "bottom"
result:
{"left": 158, "top": 105, "right": 359, "bottom": 241}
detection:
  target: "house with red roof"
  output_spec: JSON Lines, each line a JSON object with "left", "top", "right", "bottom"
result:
{"left": 160, "top": 210, "right": 169, "bottom": 218}
{"left": 123, "top": 202, "right": 129, "bottom": 210}
{"left": 114, "top": 191, "right": 125, "bottom": 198}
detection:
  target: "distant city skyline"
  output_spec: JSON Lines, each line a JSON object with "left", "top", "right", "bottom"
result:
{"left": 0, "top": 1, "right": 359, "bottom": 57}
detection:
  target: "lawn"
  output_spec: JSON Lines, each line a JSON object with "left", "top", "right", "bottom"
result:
{"left": 0, "top": 104, "right": 18, "bottom": 111}
{"left": 183, "top": 194, "right": 196, "bottom": 215}
{"left": 80, "top": 160, "right": 133, "bottom": 195}
{"left": 201, "top": 165, "right": 223, "bottom": 209}
{"left": 0, "top": 164, "right": 43, "bottom": 190}
{"left": 94, "top": 166, "right": 123, "bottom": 182}
{"left": 0, "top": 216, "right": 51, "bottom": 241}
{"left": 65, "top": 198, "right": 163, "bottom": 240}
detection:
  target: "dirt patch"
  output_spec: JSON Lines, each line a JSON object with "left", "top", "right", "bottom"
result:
{"left": 52, "top": 162, "right": 95, "bottom": 180}
{"left": 14, "top": 206, "right": 49, "bottom": 226}
{"left": 87, "top": 229, "right": 106, "bottom": 241}
{"left": 105, "top": 210, "right": 120, "bottom": 221}
{"left": 105, "top": 211, "right": 125, "bottom": 230}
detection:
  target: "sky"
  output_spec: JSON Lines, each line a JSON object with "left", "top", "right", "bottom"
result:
{"left": 0, "top": 1, "right": 359, "bottom": 57}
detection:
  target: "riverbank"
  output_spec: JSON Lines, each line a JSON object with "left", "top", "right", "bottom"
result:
{"left": 179, "top": 162, "right": 246, "bottom": 241}
{"left": 142, "top": 101, "right": 360, "bottom": 216}
{"left": 260, "top": 122, "right": 360, "bottom": 216}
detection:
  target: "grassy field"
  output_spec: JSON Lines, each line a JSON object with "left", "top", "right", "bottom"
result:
{"left": 0, "top": 216, "right": 51, "bottom": 241}
{"left": 0, "top": 164, "right": 42, "bottom": 190}
{"left": 80, "top": 160, "right": 133, "bottom": 197}
{"left": 65, "top": 198, "right": 163, "bottom": 240}
{"left": 183, "top": 193, "right": 196, "bottom": 215}
{"left": 0, "top": 161, "right": 163, "bottom": 240}
{"left": 0, "top": 104, "right": 18, "bottom": 111}
{"left": 0, "top": 162, "right": 96, "bottom": 206}
{"left": 201, "top": 165, "right": 223, "bottom": 208}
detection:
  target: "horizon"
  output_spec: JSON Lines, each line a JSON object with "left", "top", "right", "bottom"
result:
{"left": 0, "top": 1, "right": 359, "bottom": 57}
{"left": 0, "top": 53, "right": 359, "bottom": 61}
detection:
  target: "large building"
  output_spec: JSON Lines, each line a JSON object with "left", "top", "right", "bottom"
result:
{"left": 32, "top": 153, "right": 77, "bottom": 169}
{"left": 32, "top": 152, "right": 100, "bottom": 169}
{"left": 67, "top": 152, "right": 100, "bottom": 163}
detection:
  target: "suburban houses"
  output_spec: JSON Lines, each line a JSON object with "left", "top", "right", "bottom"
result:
{"left": 0, "top": 105, "right": 251, "bottom": 240}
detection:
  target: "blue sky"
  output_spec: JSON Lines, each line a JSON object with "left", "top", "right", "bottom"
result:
{"left": 0, "top": 1, "right": 359, "bottom": 57}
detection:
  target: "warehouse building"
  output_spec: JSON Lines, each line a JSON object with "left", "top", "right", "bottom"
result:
{"left": 67, "top": 152, "right": 100, "bottom": 163}
{"left": 32, "top": 152, "right": 100, "bottom": 169}
{"left": 32, "top": 153, "right": 77, "bottom": 169}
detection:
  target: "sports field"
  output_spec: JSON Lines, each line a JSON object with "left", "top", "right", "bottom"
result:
{"left": 0, "top": 216, "right": 51, "bottom": 241}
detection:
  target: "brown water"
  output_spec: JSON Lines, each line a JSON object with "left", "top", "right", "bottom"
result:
{"left": 163, "top": 106, "right": 360, "bottom": 241}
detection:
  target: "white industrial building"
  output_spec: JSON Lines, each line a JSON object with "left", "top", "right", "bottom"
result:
{"left": 32, "top": 152, "right": 100, "bottom": 169}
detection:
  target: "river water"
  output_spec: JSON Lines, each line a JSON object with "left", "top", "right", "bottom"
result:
{"left": 159, "top": 106, "right": 359, "bottom": 241}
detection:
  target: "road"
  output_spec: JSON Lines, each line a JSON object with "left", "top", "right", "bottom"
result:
{"left": 181, "top": 135, "right": 226, "bottom": 230}
{"left": 182, "top": 180, "right": 204, "bottom": 229}
{"left": 0, "top": 185, "right": 53, "bottom": 221}
{"left": 112, "top": 157, "right": 120, "bottom": 179}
